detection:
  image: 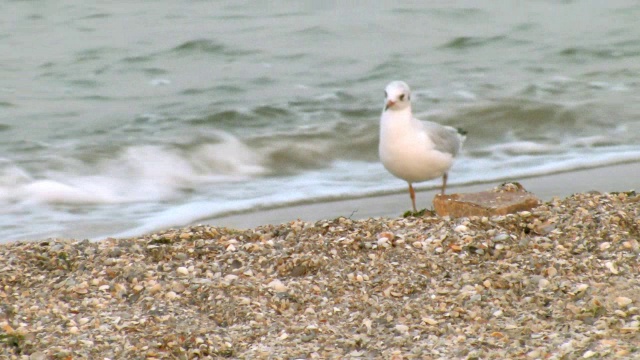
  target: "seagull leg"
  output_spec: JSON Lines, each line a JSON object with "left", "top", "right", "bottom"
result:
{"left": 408, "top": 183, "right": 417, "bottom": 213}
{"left": 441, "top": 173, "right": 448, "bottom": 195}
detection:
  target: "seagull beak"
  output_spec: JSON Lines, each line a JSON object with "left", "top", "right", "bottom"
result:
{"left": 384, "top": 100, "right": 395, "bottom": 110}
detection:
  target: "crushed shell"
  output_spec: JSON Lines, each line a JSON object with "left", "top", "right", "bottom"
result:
{"left": 1, "top": 191, "right": 640, "bottom": 359}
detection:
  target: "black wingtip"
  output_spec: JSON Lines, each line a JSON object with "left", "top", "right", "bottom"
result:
{"left": 457, "top": 127, "right": 468, "bottom": 136}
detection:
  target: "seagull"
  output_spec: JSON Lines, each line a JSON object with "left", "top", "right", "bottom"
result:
{"left": 379, "top": 80, "right": 466, "bottom": 213}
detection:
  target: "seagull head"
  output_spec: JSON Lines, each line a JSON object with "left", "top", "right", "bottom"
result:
{"left": 384, "top": 81, "right": 411, "bottom": 111}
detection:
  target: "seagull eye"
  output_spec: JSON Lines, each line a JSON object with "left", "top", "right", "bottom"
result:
{"left": 399, "top": 94, "right": 405, "bottom": 101}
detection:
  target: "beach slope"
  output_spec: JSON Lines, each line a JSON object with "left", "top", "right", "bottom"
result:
{"left": 1, "top": 188, "right": 639, "bottom": 358}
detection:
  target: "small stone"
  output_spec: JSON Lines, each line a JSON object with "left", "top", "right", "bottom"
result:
{"left": 621, "top": 321, "right": 639, "bottom": 333}
{"left": 377, "top": 237, "right": 390, "bottom": 248}
{"left": 268, "top": 279, "right": 288, "bottom": 292}
{"left": 422, "top": 317, "right": 438, "bottom": 325}
{"left": 615, "top": 297, "right": 632, "bottom": 307}
{"left": 433, "top": 185, "right": 540, "bottom": 217}
{"left": 395, "top": 324, "right": 409, "bottom": 334}
{"left": 605, "top": 262, "right": 619, "bottom": 274}
{"left": 176, "top": 267, "right": 189, "bottom": 276}
{"left": 165, "top": 291, "right": 178, "bottom": 300}
{"left": 538, "top": 278, "right": 550, "bottom": 290}
{"left": 576, "top": 284, "right": 589, "bottom": 292}
{"left": 29, "top": 352, "right": 47, "bottom": 360}
{"left": 171, "top": 282, "right": 186, "bottom": 293}
{"left": 583, "top": 350, "right": 596, "bottom": 358}
{"left": 614, "top": 310, "right": 627, "bottom": 317}
{"left": 224, "top": 274, "right": 239, "bottom": 283}
{"left": 493, "top": 233, "right": 510, "bottom": 242}
{"left": 527, "top": 349, "right": 541, "bottom": 358}
{"left": 454, "top": 225, "right": 468, "bottom": 233}
{"left": 301, "top": 334, "right": 317, "bottom": 343}
{"left": 148, "top": 283, "right": 162, "bottom": 295}
{"left": 559, "top": 340, "right": 574, "bottom": 353}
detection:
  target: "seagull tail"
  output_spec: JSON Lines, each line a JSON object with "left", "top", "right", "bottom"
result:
{"left": 456, "top": 127, "right": 467, "bottom": 145}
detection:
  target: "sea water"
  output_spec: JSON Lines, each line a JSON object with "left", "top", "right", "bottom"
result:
{"left": 2, "top": 1, "right": 640, "bottom": 242}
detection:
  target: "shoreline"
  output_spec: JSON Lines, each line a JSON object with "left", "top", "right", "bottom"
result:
{"left": 0, "top": 161, "right": 637, "bottom": 245}
{"left": 200, "top": 161, "right": 640, "bottom": 230}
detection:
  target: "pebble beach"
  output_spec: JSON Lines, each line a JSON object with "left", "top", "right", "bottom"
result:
{"left": 1, "top": 190, "right": 639, "bottom": 359}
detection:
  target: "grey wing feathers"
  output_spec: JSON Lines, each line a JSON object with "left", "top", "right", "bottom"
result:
{"left": 422, "top": 121, "right": 465, "bottom": 157}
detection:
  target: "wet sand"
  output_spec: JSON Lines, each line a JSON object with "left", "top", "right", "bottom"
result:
{"left": 201, "top": 161, "right": 640, "bottom": 230}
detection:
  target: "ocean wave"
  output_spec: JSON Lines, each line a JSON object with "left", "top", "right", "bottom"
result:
{"left": 2, "top": 97, "right": 629, "bottom": 209}
{"left": 440, "top": 35, "right": 508, "bottom": 49}
{"left": 429, "top": 99, "right": 621, "bottom": 145}
{"left": 0, "top": 132, "right": 266, "bottom": 206}
{"left": 170, "top": 39, "right": 257, "bottom": 57}
{"left": 558, "top": 46, "right": 640, "bottom": 60}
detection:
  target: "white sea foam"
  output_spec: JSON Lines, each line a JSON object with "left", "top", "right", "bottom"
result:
{"left": 0, "top": 133, "right": 266, "bottom": 206}
{"left": 453, "top": 90, "right": 477, "bottom": 101}
{"left": 487, "top": 141, "right": 559, "bottom": 155}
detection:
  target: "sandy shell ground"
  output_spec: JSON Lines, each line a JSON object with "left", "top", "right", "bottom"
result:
{"left": 1, "top": 191, "right": 639, "bottom": 359}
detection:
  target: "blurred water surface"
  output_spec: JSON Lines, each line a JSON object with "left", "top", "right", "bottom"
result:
{"left": 2, "top": 1, "right": 640, "bottom": 241}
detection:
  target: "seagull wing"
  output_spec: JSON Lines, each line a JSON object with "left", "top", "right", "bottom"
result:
{"left": 418, "top": 119, "right": 465, "bottom": 157}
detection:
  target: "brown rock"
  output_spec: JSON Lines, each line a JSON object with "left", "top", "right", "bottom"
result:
{"left": 433, "top": 182, "right": 541, "bottom": 217}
